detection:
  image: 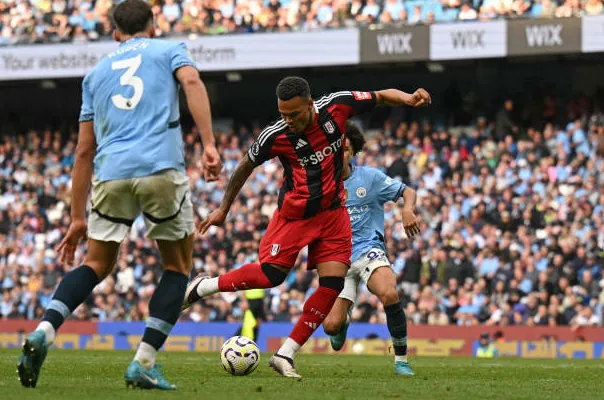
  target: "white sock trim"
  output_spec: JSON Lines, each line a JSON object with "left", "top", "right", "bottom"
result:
{"left": 134, "top": 342, "right": 157, "bottom": 369}
{"left": 395, "top": 355, "right": 408, "bottom": 363}
{"left": 277, "top": 337, "right": 301, "bottom": 359}
{"left": 197, "top": 277, "right": 219, "bottom": 297}
{"left": 36, "top": 321, "right": 56, "bottom": 345}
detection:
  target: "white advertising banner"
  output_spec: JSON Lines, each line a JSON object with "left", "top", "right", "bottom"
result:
{"left": 581, "top": 15, "right": 604, "bottom": 53}
{"left": 430, "top": 21, "right": 507, "bottom": 61}
{"left": 0, "top": 29, "right": 359, "bottom": 81}
{"left": 0, "top": 42, "right": 113, "bottom": 81}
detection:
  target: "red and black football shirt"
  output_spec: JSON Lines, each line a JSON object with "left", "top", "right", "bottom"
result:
{"left": 248, "top": 91, "right": 377, "bottom": 220}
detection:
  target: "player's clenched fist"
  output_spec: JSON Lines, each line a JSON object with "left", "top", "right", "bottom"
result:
{"left": 407, "top": 88, "right": 431, "bottom": 108}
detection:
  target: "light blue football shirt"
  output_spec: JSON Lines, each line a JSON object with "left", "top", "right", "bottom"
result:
{"left": 345, "top": 165, "right": 406, "bottom": 263}
{"left": 79, "top": 37, "right": 196, "bottom": 182}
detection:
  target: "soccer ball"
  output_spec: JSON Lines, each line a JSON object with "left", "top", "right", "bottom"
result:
{"left": 352, "top": 342, "right": 365, "bottom": 354}
{"left": 220, "top": 336, "right": 260, "bottom": 376}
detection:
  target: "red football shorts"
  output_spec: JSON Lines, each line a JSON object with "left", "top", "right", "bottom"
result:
{"left": 259, "top": 207, "right": 352, "bottom": 269}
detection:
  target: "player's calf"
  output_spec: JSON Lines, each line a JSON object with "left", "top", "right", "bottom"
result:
{"left": 276, "top": 276, "right": 344, "bottom": 366}
{"left": 382, "top": 297, "right": 414, "bottom": 375}
{"left": 323, "top": 298, "right": 352, "bottom": 335}
{"left": 367, "top": 266, "right": 412, "bottom": 373}
{"left": 385, "top": 302, "right": 411, "bottom": 367}
{"left": 324, "top": 299, "right": 353, "bottom": 352}
{"left": 17, "top": 264, "right": 103, "bottom": 388}
{"left": 385, "top": 302, "right": 407, "bottom": 352}
{"left": 134, "top": 269, "right": 188, "bottom": 369}
{"left": 218, "top": 263, "right": 288, "bottom": 291}
{"left": 183, "top": 263, "right": 287, "bottom": 311}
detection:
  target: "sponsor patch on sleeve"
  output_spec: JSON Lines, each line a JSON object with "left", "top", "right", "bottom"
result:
{"left": 352, "top": 91, "right": 372, "bottom": 100}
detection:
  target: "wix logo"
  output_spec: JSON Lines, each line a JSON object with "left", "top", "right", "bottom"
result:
{"left": 525, "top": 24, "right": 563, "bottom": 47}
{"left": 450, "top": 30, "right": 485, "bottom": 49}
{"left": 376, "top": 33, "right": 412, "bottom": 55}
{"left": 295, "top": 138, "right": 308, "bottom": 150}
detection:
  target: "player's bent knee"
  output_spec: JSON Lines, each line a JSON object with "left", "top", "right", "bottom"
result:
{"left": 261, "top": 263, "right": 288, "bottom": 287}
{"left": 379, "top": 289, "right": 399, "bottom": 307}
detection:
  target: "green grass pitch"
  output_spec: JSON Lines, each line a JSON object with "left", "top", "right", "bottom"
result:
{"left": 1, "top": 349, "right": 603, "bottom": 399}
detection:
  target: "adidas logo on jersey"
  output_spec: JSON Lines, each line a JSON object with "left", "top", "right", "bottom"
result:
{"left": 295, "top": 139, "right": 308, "bottom": 150}
{"left": 304, "top": 321, "right": 318, "bottom": 330}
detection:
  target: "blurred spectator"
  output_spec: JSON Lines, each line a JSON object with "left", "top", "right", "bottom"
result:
{"left": 0, "top": 0, "right": 603, "bottom": 45}
{"left": 458, "top": 2, "right": 478, "bottom": 20}
{"left": 584, "top": 0, "right": 604, "bottom": 14}
{"left": 495, "top": 99, "right": 519, "bottom": 140}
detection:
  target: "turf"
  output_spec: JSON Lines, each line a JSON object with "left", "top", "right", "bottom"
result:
{"left": 1, "top": 349, "right": 603, "bottom": 400}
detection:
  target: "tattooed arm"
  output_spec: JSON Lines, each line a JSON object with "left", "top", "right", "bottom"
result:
{"left": 198, "top": 154, "right": 256, "bottom": 234}
{"left": 220, "top": 154, "right": 256, "bottom": 213}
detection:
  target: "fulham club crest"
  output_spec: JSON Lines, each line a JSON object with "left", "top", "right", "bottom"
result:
{"left": 324, "top": 121, "right": 335, "bottom": 134}
{"left": 270, "top": 244, "right": 281, "bottom": 256}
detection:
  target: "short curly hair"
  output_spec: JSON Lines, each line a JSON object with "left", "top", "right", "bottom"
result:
{"left": 276, "top": 76, "right": 311, "bottom": 101}
{"left": 111, "top": 0, "right": 153, "bottom": 35}
{"left": 346, "top": 122, "right": 366, "bottom": 155}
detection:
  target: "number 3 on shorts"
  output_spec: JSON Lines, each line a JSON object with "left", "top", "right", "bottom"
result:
{"left": 111, "top": 54, "right": 144, "bottom": 110}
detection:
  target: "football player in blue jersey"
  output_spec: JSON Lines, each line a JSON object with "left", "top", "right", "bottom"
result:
{"left": 17, "top": 0, "right": 221, "bottom": 390}
{"left": 322, "top": 122, "right": 419, "bottom": 376}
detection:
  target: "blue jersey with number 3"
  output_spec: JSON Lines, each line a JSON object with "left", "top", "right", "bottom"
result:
{"left": 345, "top": 166, "right": 406, "bottom": 263}
{"left": 79, "top": 37, "right": 196, "bottom": 182}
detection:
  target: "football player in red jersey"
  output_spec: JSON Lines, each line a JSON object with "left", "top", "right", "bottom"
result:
{"left": 183, "top": 76, "right": 431, "bottom": 378}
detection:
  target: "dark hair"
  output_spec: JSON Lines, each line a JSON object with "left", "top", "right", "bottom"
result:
{"left": 111, "top": 0, "right": 153, "bottom": 36}
{"left": 346, "top": 122, "right": 366, "bottom": 155}
{"left": 276, "top": 76, "right": 311, "bottom": 101}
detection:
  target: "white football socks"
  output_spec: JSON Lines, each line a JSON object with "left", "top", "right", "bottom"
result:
{"left": 277, "top": 338, "right": 301, "bottom": 359}
{"left": 395, "top": 355, "right": 408, "bottom": 363}
{"left": 134, "top": 342, "right": 157, "bottom": 369}
{"left": 196, "top": 277, "right": 219, "bottom": 297}
{"left": 36, "top": 321, "right": 56, "bottom": 345}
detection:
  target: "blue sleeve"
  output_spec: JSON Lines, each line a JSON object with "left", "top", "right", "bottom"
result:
{"left": 373, "top": 169, "right": 405, "bottom": 203}
{"left": 78, "top": 74, "right": 94, "bottom": 122}
{"left": 169, "top": 42, "right": 197, "bottom": 72}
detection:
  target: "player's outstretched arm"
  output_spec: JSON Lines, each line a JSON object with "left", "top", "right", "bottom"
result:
{"left": 220, "top": 154, "right": 255, "bottom": 212}
{"left": 56, "top": 121, "right": 96, "bottom": 263}
{"left": 375, "top": 88, "right": 431, "bottom": 108}
{"left": 176, "top": 65, "right": 222, "bottom": 181}
{"left": 401, "top": 187, "right": 420, "bottom": 237}
{"left": 197, "top": 154, "right": 256, "bottom": 235}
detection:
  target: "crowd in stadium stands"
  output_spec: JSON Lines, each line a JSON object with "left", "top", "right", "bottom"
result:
{"left": 1, "top": 0, "right": 604, "bottom": 45}
{"left": 1, "top": 93, "right": 603, "bottom": 329}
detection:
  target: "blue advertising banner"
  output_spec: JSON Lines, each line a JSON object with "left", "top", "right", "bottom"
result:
{"left": 2, "top": 322, "right": 603, "bottom": 359}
